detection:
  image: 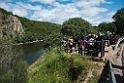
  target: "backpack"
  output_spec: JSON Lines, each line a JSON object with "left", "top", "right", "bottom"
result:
{"left": 69, "top": 38, "right": 73, "bottom": 45}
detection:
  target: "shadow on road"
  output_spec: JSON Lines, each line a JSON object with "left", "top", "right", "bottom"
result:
{"left": 97, "top": 61, "right": 109, "bottom": 83}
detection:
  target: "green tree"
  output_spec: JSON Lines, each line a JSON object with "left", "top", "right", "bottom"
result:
{"left": 44, "top": 32, "right": 63, "bottom": 47}
{"left": 107, "top": 22, "right": 117, "bottom": 32}
{"left": 21, "top": 31, "right": 36, "bottom": 42}
{"left": 112, "top": 7, "right": 124, "bottom": 35}
{"left": 98, "top": 22, "right": 108, "bottom": 33}
{"left": 98, "top": 22, "right": 116, "bottom": 33}
{"left": 12, "top": 35, "right": 21, "bottom": 43}
{"left": 61, "top": 17, "right": 95, "bottom": 36}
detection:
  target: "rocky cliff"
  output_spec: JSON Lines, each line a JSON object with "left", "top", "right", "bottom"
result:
{"left": 0, "top": 10, "right": 24, "bottom": 41}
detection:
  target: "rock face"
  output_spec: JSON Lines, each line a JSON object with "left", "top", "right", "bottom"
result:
{"left": 0, "top": 12, "right": 24, "bottom": 40}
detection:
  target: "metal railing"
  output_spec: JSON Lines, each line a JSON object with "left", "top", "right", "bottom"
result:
{"left": 122, "top": 47, "right": 124, "bottom": 82}
{"left": 108, "top": 47, "right": 124, "bottom": 83}
{"left": 114, "top": 37, "right": 124, "bottom": 50}
{"left": 114, "top": 37, "right": 124, "bottom": 82}
{"left": 108, "top": 59, "right": 117, "bottom": 83}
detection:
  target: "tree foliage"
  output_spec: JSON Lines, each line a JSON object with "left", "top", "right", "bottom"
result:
{"left": 61, "top": 17, "right": 95, "bottom": 36}
{"left": 98, "top": 22, "right": 117, "bottom": 33}
{"left": 44, "top": 32, "right": 63, "bottom": 47}
{"left": 17, "top": 16, "right": 62, "bottom": 41}
{"left": 0, "top": 8, "right": 12, "bottom": 15}
{"left": 112, "top": 7, "right": 124, "bottom": 34}
{"left": 107, "top": 22, "right": 117, "bottom": 32}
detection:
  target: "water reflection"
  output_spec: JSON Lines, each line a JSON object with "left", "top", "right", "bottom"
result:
{"left": 12, "top": 42, "right": 46, "bottom": 65}
{"left": 22, "top": 48, "right": 46, "bottom": 65}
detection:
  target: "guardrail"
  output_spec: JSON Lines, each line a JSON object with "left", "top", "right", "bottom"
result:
{"left": 108, "top": 59, "right": 117, "bottom": 83}
{"left": 114, "top": 37, "right": 124, "bottom": 50}
{"left": 113, "top": 37, "right": 124, "bottom": 82}
{"left": 108, "top": 47, "right": 124, "bottom": 83}
{"left": 122, "top": 47, "right": 124, "bottom": 82}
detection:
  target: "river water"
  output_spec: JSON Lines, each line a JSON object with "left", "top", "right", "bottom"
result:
{"left": 12, "top": 42, "right": 47, "bottom": 65}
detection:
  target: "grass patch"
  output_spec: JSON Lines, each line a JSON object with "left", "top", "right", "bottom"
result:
{"left": 27, "top": 47, "right": 102, "bottom": 83}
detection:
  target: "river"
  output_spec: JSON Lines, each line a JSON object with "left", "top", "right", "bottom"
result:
{"left": 12, "top": 42, "right": 47, "bottom": 65}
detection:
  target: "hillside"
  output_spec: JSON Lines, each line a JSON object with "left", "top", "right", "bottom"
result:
{"left": 17, "top": 16, "right": 61, "bottom": 42}
{"left": 28, "top": 47, "right": 103, "bottom": 83}
{"left": 0, "top": 8, "right": 61, "bottom": 44}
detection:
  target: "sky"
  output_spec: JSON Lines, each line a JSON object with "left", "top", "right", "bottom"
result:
{"left": 0, "top": 0, "right": 124, "bottom": 26}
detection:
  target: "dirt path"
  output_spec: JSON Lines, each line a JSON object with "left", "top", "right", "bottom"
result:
{"left": 104, "top": 45, "right": 120, "bottom": 62}
{"left": 104, "top": 43, "right": 124, "bottom": 83}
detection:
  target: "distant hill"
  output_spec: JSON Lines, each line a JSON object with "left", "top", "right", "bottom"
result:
{"left": 0, "top": 8, "right": 61, "bottom": 43}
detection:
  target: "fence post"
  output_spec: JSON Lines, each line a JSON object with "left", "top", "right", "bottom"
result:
{"left": 101, "top": 39, "right": 104, "bottom": 58}
{"left": 84, "top": 42, "right": 86, "bottom": 56}
{"left": 66, "top": 42, "right": 69, "bottom": 53}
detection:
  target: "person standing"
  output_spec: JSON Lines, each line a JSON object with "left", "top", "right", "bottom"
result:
{"left": 68, "top": 36, "right": 73, "bottom": 53}
{"left": 78, "top": 37, "right": 83, "bottom": 55}
{"left": 95, "top": 32, "right": 105, "bottom": 58}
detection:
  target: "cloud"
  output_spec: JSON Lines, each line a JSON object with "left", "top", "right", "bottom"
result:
{"left": 90, "top": 11, "right": 116, "bottom": 25}
{"left": 30, "top": 2, "right": 81, "bottom": 24}
{"left": 105, "top": 11, "right": 116, "bottom": 22}
{"left": 83, "top": 16, "right": 102, "bottom": 26}
{"left": 103, "top": 1, "right": 114, "bottom": 4}
{"left": 0, "top": 0, "right": 115, "bottom": 26}
{"left": 30, "top": 0, "right": 109, "bottom": 25}
{"left": 0, "top": 1, "right": 42, "bottom": 17}
{"left": 29, "top": 0, "right": 55, "bottom": 4}
{"left": 0, "top": 2, "right": 10, "bottom": 11}
{"left": 80, "top": 7, "right": 107, "bottom": 17}
{"left": 75, "top": 0, "right": 101, "bottom": 8}
{"left": 59, "top": 0, "right": 70, "bottom": 1}
{"left": 16, "top": 1, "right": 42, "bottom": 10}
{"left": 0, "top": 2, "right": 27, "bottom": 16}
{"left": 8, "top": 3, "right": 28, "bottom": 17}
{"left": 0, "top": 0, "right": 12, "bottom": 3}
{"left": 107, "top": 11, "right": 116, "bottom": 17}
{"left": 74, "top": 0, "right": 113, "bottom": 7}
{"left": 13, "top": 9, "right": 28, "bottom": 17}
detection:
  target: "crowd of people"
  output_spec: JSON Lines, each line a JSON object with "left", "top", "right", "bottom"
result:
{"left": 61, "top": 31, "right": 117, "bottom": 57}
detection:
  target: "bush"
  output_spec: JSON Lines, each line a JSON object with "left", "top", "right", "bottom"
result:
{"left": 44, "top": 32, "right": 63, "bottom": 47}
{"left": 0, "top": 45, "right": 28, "bottom": 83}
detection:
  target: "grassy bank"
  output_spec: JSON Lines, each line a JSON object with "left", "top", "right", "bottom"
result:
{"left": 27, "top": 47, "right": 102, "bottom": 83}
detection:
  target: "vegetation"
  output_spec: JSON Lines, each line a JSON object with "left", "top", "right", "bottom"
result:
{"left": 97, "top": 7, "right": 124, "bottom": 37}
{"left": 44, "top": 32, "right": 63, "bottom": 47}
{"left": 28, "top": 47, "right": 101, "bottom": 83}
{"left": 1, "top": 7, "right": 124, "bottom": 45}
{"left": 113, "top": 7, "right": 124, "bottom": 35}
{"left": 98, "top": 22, "right": 117, "bottom": 33}
{"left": 0, "top": 45, "right": 28, "bottom": 83}
{"left": 16, "top": 16, "right": 62, "bottom": 43}
{"left": 0, "top": 8, "right": 13, "bottom": 15}
{"left": 61, "top": 17, "right": 97, "bottom": 36}
{"left": 0, "top": 8, "right": 62, "bottom": 44}
{"left": 0, "top": 7, "right": 124, "bottom": 83}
